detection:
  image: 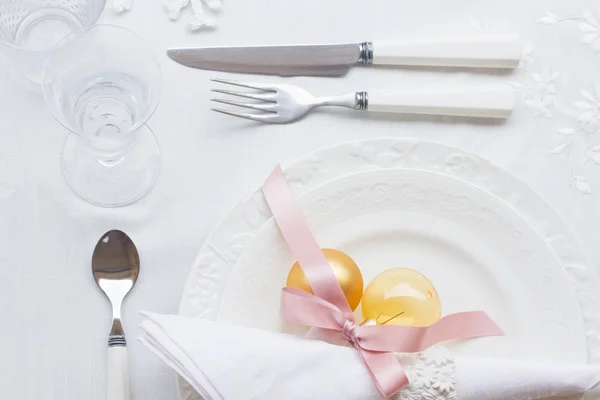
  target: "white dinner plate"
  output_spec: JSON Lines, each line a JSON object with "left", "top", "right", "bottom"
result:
{"left": 178, "top": 139, "right": 600, "bottom": 400}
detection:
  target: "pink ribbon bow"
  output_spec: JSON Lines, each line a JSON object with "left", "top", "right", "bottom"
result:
{"left": 262, "top": 165, "right": 504, "bottom": 398}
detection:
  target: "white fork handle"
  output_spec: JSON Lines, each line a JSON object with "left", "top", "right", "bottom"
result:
{"left": 373, "top": 35, "right": 521, "bottom": 68}
{"left": 107, "top": 347, "right": 130, "bottom": 400}
{"left": 368, "top": 86, "right": 515, "bottom": 119}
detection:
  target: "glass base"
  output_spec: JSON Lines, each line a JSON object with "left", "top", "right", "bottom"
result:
{"left": 62, "top": 125, "right": 161, "bottom": 207}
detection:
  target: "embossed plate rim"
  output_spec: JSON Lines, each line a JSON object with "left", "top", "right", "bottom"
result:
{"left": 219, "top": 167, "right": 586, "bottom": 352}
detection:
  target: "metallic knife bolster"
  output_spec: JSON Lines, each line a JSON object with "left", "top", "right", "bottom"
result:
{"left": 357, "top": 42, "right": 374, "bottom": 64}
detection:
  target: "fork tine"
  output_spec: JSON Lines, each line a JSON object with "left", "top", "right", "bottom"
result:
{"left": 210, "top": 78, "right": 275, "bottom": 91}
{"left": 211, "top": 108, "right": 274, "bottom": 122}
{"left": 211, "top": 98, "right": 276, "bottom": 111}
{"left": 210, "top": 88, "right": 276, "bottom": 101}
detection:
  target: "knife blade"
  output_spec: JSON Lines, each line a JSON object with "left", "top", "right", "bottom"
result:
{"left": 167, "top": 43, "right": 359, "bottom": 76}
{"left": 167, "top": 35, "right": 522, "bottom": 76}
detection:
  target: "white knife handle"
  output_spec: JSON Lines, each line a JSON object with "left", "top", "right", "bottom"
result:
{"left": 367, "top": 86, "right": 515, "bottom": 118}
{"left": 372, "top": 35, "right": 521, "bottom": 68}
{"left": 107, "top": 347, "right": 130, "bottom": 400}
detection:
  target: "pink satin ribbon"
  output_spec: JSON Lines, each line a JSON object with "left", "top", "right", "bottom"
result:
{"left": 262, "top": 165, "right": 504, "bottom": 398}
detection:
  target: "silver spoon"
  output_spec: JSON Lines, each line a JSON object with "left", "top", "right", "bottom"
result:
{"left": 92, "top": 230, "right": 140, "bottom": 400}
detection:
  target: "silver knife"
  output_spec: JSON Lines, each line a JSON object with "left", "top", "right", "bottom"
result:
{"left": 167, "top": 35, "right": 522, "bottom": 76}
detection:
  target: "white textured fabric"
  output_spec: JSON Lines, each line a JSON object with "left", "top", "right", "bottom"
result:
{"left": 455, "top": 357, "right": 600, "bottom": 400}
{"left": 3, "top": 1, "right": 600, "bottom": 400}
{"left": 139, "top": 313, "right": 600, "bottom": 400}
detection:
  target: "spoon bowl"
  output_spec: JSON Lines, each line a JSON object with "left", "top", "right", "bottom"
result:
{"left": 92, "top": 230, "right": 139, "bottom": 400}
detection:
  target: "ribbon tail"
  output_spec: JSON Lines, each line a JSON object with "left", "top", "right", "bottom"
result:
{"left": 359, "top": 349, "right": 409, "bottom": 398}
{"left": 358, "top": 311, "right": 503, "bottom": 353}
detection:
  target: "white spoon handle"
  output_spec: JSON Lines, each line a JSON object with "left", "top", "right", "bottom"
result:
{"left": 367, "top": 86, "right": 515, "bottom": 118}
{"left": 107, "top": 347, "right": 130, "bottom": 400}
{"left": 372, "top": 35, "right": 521, "bottom": 68}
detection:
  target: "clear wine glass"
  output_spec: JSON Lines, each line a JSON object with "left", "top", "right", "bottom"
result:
{"left": 0, "top": 0, "right": 106, "bottom": 82}
{"left": 42, "top": 25, "right": 162, "bottom": 207}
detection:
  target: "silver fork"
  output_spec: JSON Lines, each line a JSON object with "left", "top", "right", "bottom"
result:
{"left": 210, "top": 78, "right": 515, "bottom": 123}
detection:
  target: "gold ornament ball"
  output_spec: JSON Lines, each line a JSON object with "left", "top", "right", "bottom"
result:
{"left": 362, "top": 268, "right": 441, "bottom": 327}
{"left": 286, "top": 248, "right": 364, "bottom": 311}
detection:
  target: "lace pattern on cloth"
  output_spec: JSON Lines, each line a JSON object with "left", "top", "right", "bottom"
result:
{"left": 395, "top": 347, "right": 457, "bottom": 400}
{"left": 114, "top": 0, "right": 222, "bottom": 31}
{"left": 113, "top": 0, "right": 131, "bottom": 13}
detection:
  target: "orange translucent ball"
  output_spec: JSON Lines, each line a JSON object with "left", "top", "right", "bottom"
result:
{"left": 287, "top": 248, "right": 364, "bottom": 311}
{"left": 362, "top": 268, "right": 441, "bottom": 326}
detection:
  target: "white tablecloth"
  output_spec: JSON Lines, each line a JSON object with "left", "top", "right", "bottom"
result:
{"left": 2, "top": 1, "right": 600, "bottom": 399}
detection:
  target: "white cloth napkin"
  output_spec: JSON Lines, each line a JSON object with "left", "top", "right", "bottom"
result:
{"left": 139, "top": 313, "right": 600, "bottom": 400}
